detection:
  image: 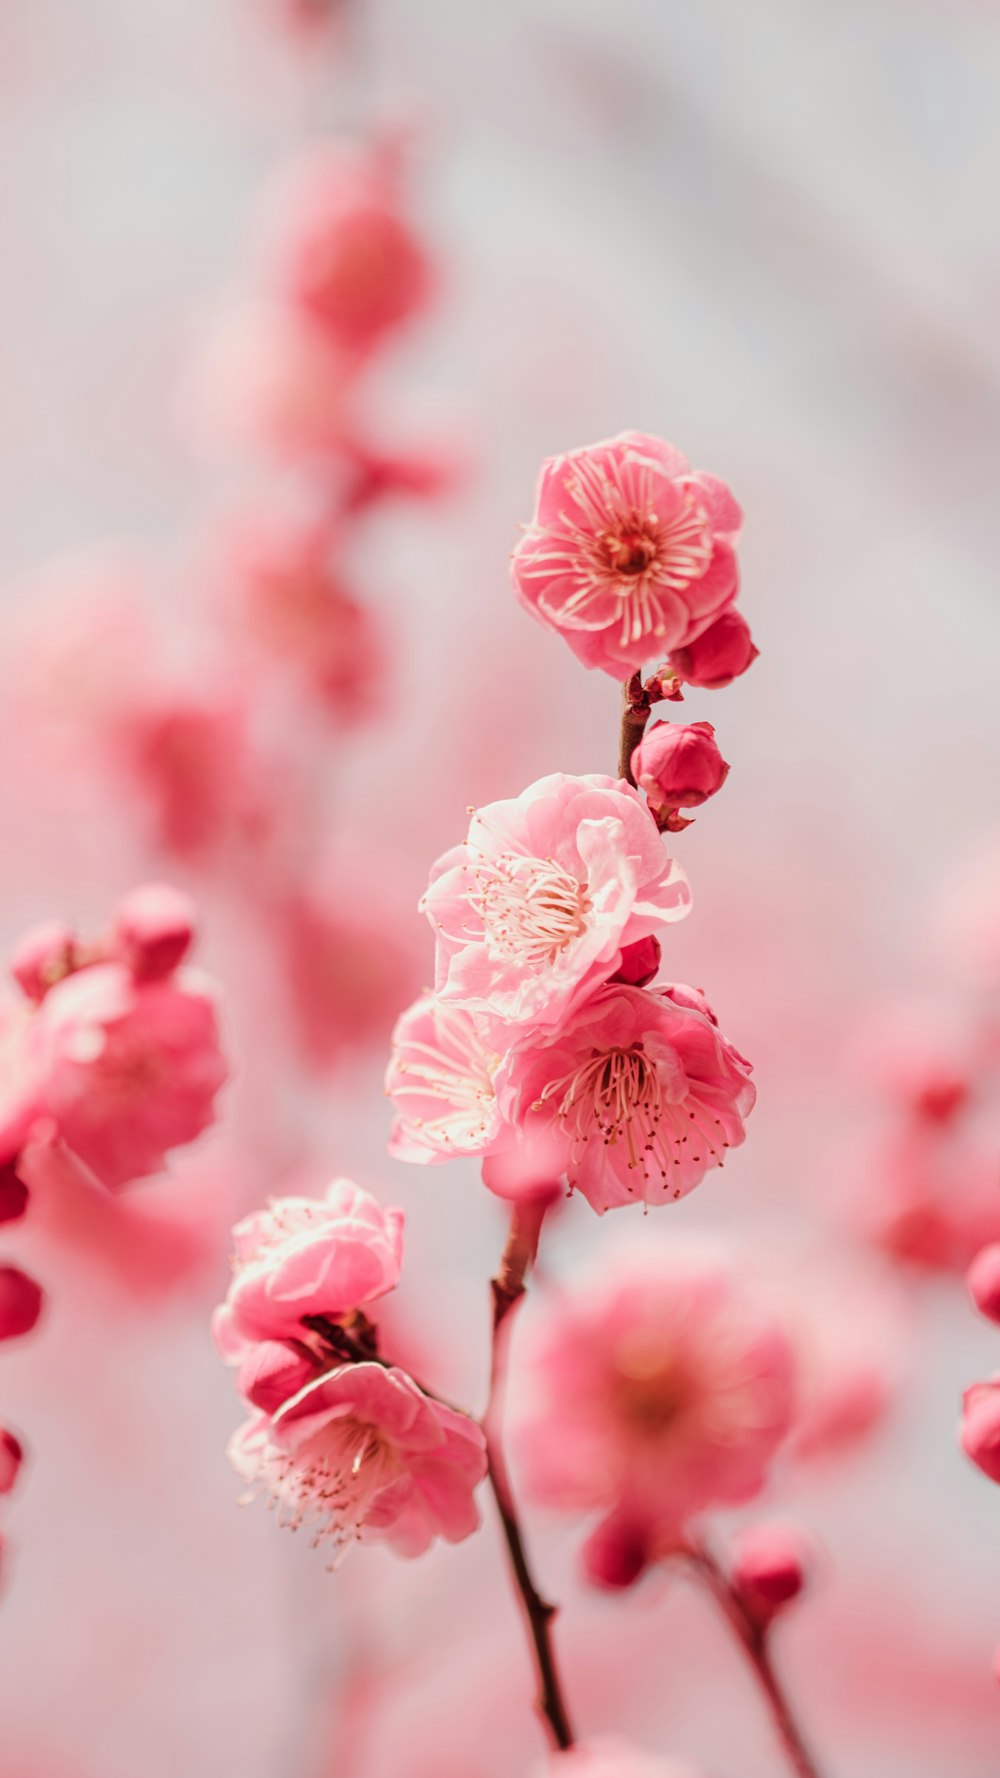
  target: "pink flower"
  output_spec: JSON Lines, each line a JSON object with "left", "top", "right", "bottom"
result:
{"left": 0, "top": 1266, "right": 44, "bottom": 1341}
{"left": 961, "top": 1380, "right": 1000, "bottom": 1484}
{"left": 513, "top": 1248, "right": 796, "bottom": 1552}
{"left": 668, "top": 606, "right": 758, "bottom": 689}
{"left": 540, "top": 1744, "right": 705, "bottom": 1778}
{"left": 230, "top": 1362, "right": 487, "bottom": 1558}
{"left": 25, "top": 962, "right": 227, "bottom": 1191}
{"left": 215, "top": 1177, "right": 404, "bottom": 1353}
{"left": 511, "top": 433, "right": 742, "bottom": 679}
{"left": 496, "top": 983, "right": 754, "bottom": 1212}
{"left": 385, "top": 993, "right": 503, "bottom": 1163}
{"left": 631, "top": 721, "right": 730, "bottom": 823}
{"left": 422, "top": 774, "right": 690, "bottom": 1037}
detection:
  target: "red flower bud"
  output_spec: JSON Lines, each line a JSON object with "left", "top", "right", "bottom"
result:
{"left": 631, "top": 721, "right": 730, "bottom": 824}
{"left": 669, "top": 609, "right": 758, "bottom": 689}
{"left": 611, "top": 936, "right": 662, "bottom": 988}
{"left": 581, "top": 1514, "right": 651, "bottom": 1591}
{"left": 962, "top": 1380, "right": 1000, "bottom": 1483}
{"left": 730, "top": 1522, "right": 810, "bottom": 1624}
{"left": 0, "top": 1162, "right": 28, "bottom": 1226}
{"left": 0, "top": 1266, "right": 44, "bottom": 1341}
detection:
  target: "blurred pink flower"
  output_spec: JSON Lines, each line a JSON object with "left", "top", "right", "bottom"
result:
{"left": 230, "top": 1361, "right": 486, "bottom": 1558}
{"left": 631, "top": 720, "right": 730, "bottom": 822}
{"left": 0, "top": 1266, "right": 44, "bottom": 1342}
{"left": 668, "top": 606, "right": 758, "bottom": 689}
{"left": 513, "top": 1248, "right": 795, "bottom": 1558}
{"left": 495, "top": 983, "right": 754, "bottom": 1211}
{"left": 422, "top": 774, "right": 690, "bottom": 1036}
{"left": 511, "top": 432, "right": 741, "bottom": 679}
{"left": 853, "top": 1124, "right": 1000, "bottom": 1274}
{"left": 214, "top": 1177, "right": 404, "bottom": 1354}
{"left": 385, "top": 993, "right": 503, "bottom": 1164}
{"left": 25, "top": 961, "right": 227, "bottom": 1191}
{"left": 190, "top": 300, "right": 353, "bottom": 463}
{"left": 110, "top": 884, "right": 197, "bottom": 983}
{"left": 276, "top": 882, "right": 423, "bottom": 1070}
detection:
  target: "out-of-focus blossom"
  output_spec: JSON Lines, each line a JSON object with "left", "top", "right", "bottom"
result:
{"left": 961, "top": 1380, "right": 1000, "bottom": 1484}
{"left": 511, "top": 433, "right": 742, "bottom": 679}
{"left": 190, "top": 300, "right": 353, "bottom": 463}
{"left": 385, "top": 993, "right": 503, "bottom": 1164}
{"left": 214, "top": 1177, "right": 404, "bottom": 1355}
{"left": 631, "top": 721, "right": 730, "bottom": 825}
{"left": 775, "top": 1254, "right": 907, "bottom": 1462}
{"left": 514, "top": 1248, "right": 796, "bottom": 1566}
{"left": 422, "top": 774, "right": 690, "bottom": 1036}
{"left": 24, "top": 961, "right": 227, "bottom": 1191}
{"left": 0, "top": 1426, "right": 24, "bottom": 1494}
{"left": 496, "top": 983, "right": 754, "bottom": 1211}
{"left": 261, "top": 144, "right": 431, "bottom": 356}
{"left": 0, "top": 1266, "right": 44, "bottom": 1341}
{"left": 853, "top": 1124, "right": 1000, "bottom": 1274}
{"left": 968, "top": 1244, "right": 1000, "bottom": 1325}
{"left": 539, "top": 1742, "right": 705, "bottom": 1778}
{"left": 668, "top": 606, "right": 758, "bottom": 689}
{"left": 110, "top": 885, "right": 197, "bottom": 983}
{"left": 848, "top": 999, "right": 978, "bottom": 1127}
{"left": 730, "top": 1521, "right": 810, "bottom": 1624}
{"left": 230, "top": 1362, "right": 486, "bottom": 1558}
{"left": 116, "top": 686, "right": 274, "bottom": 863}
{"left": 276, "top": 882, "right": 423, "bottom": 1070}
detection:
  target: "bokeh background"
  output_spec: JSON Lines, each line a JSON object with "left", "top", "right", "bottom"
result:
{"left": 1, "top": 2, "right": 999, "bottom": 1775}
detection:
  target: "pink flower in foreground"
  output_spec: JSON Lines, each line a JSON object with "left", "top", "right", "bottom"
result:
{"left": 540, "top": 1743, "right": 705, "bottom": 1778}
{"left": 230, "top": 1362, "right": 486, "bottom": 1558}
{"left": 385, "top": 994, "right": 503, "bottom": 1163}
{"left": 422, "top": 774, "right": 690, "bottom": 1037}
{"left": 25, "top": 962, "right": 227, "bottom": 1191}
{"left": 511, "top": 433, "right": 742, "bottom": 679}
{"left": 214, "top": 1177, "right": 403, "bottom": 1354}
{"left": 496, "top": 983, "right": 754, "bottom": 1211}
{"left": 631, "top": 721, "right": 730, "bottom": 824}
{"left": 514, "top": 1250, "right": 795, "bottom": 1558}
{"left": 668, "top": 606, "right": 758, "bottom": 689}
{"left": 961, "top": 1380, "right": 1000, "bottom": 1484}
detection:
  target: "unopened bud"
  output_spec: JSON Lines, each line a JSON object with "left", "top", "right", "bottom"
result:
{"left": 0, "top": 1161, "right": 28, "bottom": 1226}
{"left": 731, "top": 1523, "right": 809, "bottom": 1624}
{"left": 962, "top": 1381, "right": 1000, "bottom": 1484}
{"left": 112, "top": 884, "right": 197, "bottom": 981}
{"left": 631, "top": 721, "right": 730, "bottom": 828}
{"left": 0, "top": 1427, "right": 24, "bottom": 1495}
{"left": 581, "top": 1514, "right": 651, "bottom": 1591}
{"left": 0, "top": 1266, "right": 44, "bottom": 1341}
{"left": 669, "top": 609, "right": 758, "bottom": 689}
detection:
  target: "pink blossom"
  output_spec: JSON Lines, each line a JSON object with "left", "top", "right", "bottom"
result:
{"left": 230, "top": 1362, "right": 486, "bottom": 1558}
{"left": 540, "top": 1744, "right": 704, "bottom": 1778}
{"left": 0, "top": 1426, "right": 23, "bottom": 1494}
{"left": 668, "top": 606, "right": 758, "bottom": 688}
{"left": 215, "top": 1177, "right": 404, "bottom": 1353}
{"left": 385, "top": 993, "right": 503, "bottom": 1163}
{"left": 25, "top": 961, "right": 227, "bottom": 1191}
{"left": 511, "top": 433, "right": 742, "bottom": 679}
{"left": 961, "top": 1380, "right": 1000, "bottom": 1484}
{"left": 422, "top": 774, "right": 690, "bottom": 1037}
{"left": 117, "top": 687, "right": 273, "bottom": 863}
{"left": 631, "top": 721, "right": 730, "bottom": 822}
{"left": 0, "top": 1266, "right": 44, "bottom": 1341}
{"left": 514, "top": 1249, "right": 795, "bottom": 1549}
{"left": 496, "top": 983, "right": 754, "bottom": 1211}
{"left": 261, "top": 144, "right": 431, "bottom": 355}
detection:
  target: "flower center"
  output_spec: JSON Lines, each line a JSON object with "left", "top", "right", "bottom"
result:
{"left": 540, "top": 1043, "right": 668, "bottom": 1174}
{"left": 472, "top": 855, "right": 591, "bottom": 967}
{"left": 605, "top": 529, "right": 657, "bottom": 577}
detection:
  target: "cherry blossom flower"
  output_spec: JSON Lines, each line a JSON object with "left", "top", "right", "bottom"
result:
{"left": 513, "top": 1248, "right": 795, "bottom": 1564}
{"left": 24, "top": 961, "right": 227, "bottom": 1191}
{"left": 668, "top": 606, "right": 758, "bottom": 689}
{"left": 495, "top": 983, "right": 754, "bottom": 1211}
{"left": 230, "top": 1362, "right": 486, "bottom": 1559}
{"left": 540, "top": 1743, "right": 705, "bottom": 1778}
{"left": 385, "top": 993, "right": 503, "bottom": 1163}
{"left": 422, "top": 774, "right": 690, "bottom": 1037}
{"left": 214, "top": 1177, "right": 404, "bottom": 1355}
{"left": 631, "top": 721, "right": 730, "bottom": 824}
{"left": 511, "top": 432, "right": 742, "bottom": 679}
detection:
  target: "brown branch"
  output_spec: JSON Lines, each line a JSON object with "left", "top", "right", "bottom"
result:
{"left": 482, "top": 1203, "right": 575, "bottom": 1752}
{"left": 618, "top": 673, "right": 652, "bottom": 784}
{"left": 683, "top": 1539, "right": 827, "bottom": 1778}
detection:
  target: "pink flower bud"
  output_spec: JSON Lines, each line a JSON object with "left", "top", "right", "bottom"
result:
{"left": 962, "top": 1380, "right": 1000, "bottom": 1483}
{"left": 581, "top": 1514, "right": 651, "bottom": 1590}
{"left": 968, "top": 1245, "right": 1000, "bottom": 1326}
{"left": 9, "top": 921, "right": 78, "bottom": 1001}
{"left": 669, "top": 608, "right": 758, "bottom": 689}
{"left": 611, "top": 935, "right": 662, "bottom": 988}
{"left": 0, "top": 1266, "right": 44, "bottom": 1341}
{"left": 0, "top": 1427, "right": 24, "bottom": 1495}
{"left": 731, "top": 1522, "right": 809, "bottom": 1623}
{"left": 238, "top": 1342, "right": 318, "bottom": 1415}
{"left": 0, "top": 1162, "right": 28, "bottom": 1226}
{"left": 111, "top": 884, "right": 197, "bottom": 981}
{"left": 631, "top": 721, "right": 730, "bottom": 821}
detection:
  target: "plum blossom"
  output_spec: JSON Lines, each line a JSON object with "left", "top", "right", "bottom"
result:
{"left": 513, "top": 1248, "right": 796, "bottom": 1568}
{"left": 230, "top": 1362, "right": 486, "bottom": 1559}
{"left": 214, "top": 1177, "right": 404, "bottom": 1355}
{"left": 631, "top": 721, "right": 730, "bottom": 826}
{"left": 422, "top": 774, "right": 690, "bottom": 1037}
{"left": 385, "top": 993, "right": 503, "bottom": 1163}
{"left": 495, "top": 983, "right": 754, "bottom": 1212}
{"left": 540, "top": 1743, "right": 705, "bottom": 1778}
{"left": 511, "top": 432, "right": 742, "bottom": 679}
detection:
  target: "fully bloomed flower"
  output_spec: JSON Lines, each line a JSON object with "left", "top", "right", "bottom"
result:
{"left": 496, "top": 982, "right": 754, "bottom": 1212}
{"left": 214, "top": 1177, "right": 404, "bottom": 1356}
{"left": 513, "top": 1249, "right": 796, "bottom": 1565}
{"left": 511, "top": 433, "right": 742, "bottom": 679}
{"left": 230, "top": 1361, "right": 486, "bottom": 1558}
{"left": 540, "top": 1743, "right": 705, "bottom": 1778}
{"left": 385, "top": 993, "right": 503, "bottom": 1163}
{"left": 23, "top": 962, "right": 227, "bottom": 1191}
{"left": 422, "top": 774, "right": 690, "bottom": 1037}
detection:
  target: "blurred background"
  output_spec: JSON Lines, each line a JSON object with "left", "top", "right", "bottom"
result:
{"left": 0, "top": 2, "right": 999, "bottom": 1775}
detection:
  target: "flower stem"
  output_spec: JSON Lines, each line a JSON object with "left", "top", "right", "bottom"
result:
{"left": 482, "top": 1202, "right": 575, "bottom": 1752}
{"left": 684, "top": 1539, "right": 827, "bottom": 1778}
{"left": 618, "top": 673, "right": 652, "bottom": 783}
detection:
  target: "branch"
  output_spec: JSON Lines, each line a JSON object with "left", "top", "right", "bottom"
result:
{"left": 618, "top": 673, "right": 652, "bottom": 784}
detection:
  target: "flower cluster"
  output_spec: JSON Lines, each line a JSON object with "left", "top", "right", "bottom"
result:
{"left": 215, "top": 1178, "right": 487, "bottom": 1559}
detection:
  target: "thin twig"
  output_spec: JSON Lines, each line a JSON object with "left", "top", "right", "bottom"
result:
{"left": 618, "top": 673, "right": 652, "bottom": 783}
